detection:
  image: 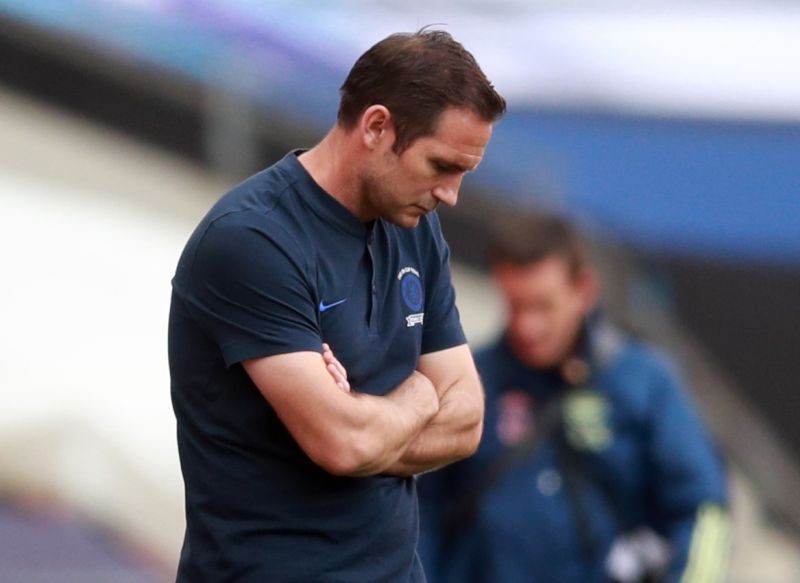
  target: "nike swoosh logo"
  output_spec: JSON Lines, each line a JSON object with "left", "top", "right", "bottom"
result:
{"left": 319, "top": 298, "right": 347, "bottom": 312}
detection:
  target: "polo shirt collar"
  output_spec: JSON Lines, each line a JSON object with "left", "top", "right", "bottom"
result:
{"left": 283, "top": 150, "right": 370, "bottom": 239}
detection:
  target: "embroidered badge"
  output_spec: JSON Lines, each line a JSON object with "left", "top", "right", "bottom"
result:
{"left": 397, "top": 266, "right": 424, "bottom": 327}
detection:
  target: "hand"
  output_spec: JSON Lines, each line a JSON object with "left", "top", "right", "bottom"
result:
{"left": 322, "top": 343, "right": 350, "bottom": 392}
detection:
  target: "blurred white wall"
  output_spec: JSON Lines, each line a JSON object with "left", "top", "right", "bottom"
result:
{"left": 0, "top": 87, "right": 227, "bottom": 570}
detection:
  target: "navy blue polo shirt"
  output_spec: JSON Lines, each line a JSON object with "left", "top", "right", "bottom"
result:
{"left": 168, "top": 151, "right": 466, "bottom": 582}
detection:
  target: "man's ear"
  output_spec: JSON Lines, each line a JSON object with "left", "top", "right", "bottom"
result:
{"left": 359, "top": 105, "right": 394, "bottom": 150}
{"left": 577, "top": 267, "right": 601, "bottom": 315}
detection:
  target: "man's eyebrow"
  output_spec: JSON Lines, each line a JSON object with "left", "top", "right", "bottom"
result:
{"left": 432, "top": 158, "right": 474, "bottom": 173}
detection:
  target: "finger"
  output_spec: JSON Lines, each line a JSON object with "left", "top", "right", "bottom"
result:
{"left": 327, "top": 363, "right": 350, "bottom": 392}
{"left": 322, "top": 345, "right": 348, "bottom": 380}
{"left": 322, "top": 344, "right": 334, "bottom": 360}
{"left": 329, "top": 362, "right": 349, "bottom": 387}
{"left": 331, "top": 356, "right": 347, "bottom": 381}
{"left": 326, "top": 363, "right": 342, "bottom": 383}
{"left": 322, "top": 351, "right": 340, "bottom": 382}
{"left": 322, "top": 350, "right": 338, "bottom": 370}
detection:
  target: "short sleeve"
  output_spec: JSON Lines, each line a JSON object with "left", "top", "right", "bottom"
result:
{"left": 420, "top": 213, "right": 467, "bottom": 354}
{"left": 174, "top": 212, "right": 321, "bottom": 366}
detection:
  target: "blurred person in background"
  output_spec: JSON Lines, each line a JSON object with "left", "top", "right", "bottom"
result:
{"left": 168, "top": 29, "right": 505, "bottom": 582}
{"left": 418, "top": 211, "right": 729, "bottom": 583}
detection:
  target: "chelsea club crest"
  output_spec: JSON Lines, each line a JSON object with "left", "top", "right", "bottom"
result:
{"left": 397, "top": 266, "right": 424, "bottom": 327}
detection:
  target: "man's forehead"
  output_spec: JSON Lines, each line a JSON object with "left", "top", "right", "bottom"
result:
{"left": 418, "top": 132, "right": 488, "bottom": 166}
{"left": 426, "top": 141, "right": 485, "bottom": 170}
{"left": 427, "top": 113, "right": 491, "bottom": 160}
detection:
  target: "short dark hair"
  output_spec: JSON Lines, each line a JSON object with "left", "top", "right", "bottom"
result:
{"left": 488, "top": 211, "right": 588, "bottom": 279}
{"left": 338, "top": 28, "right": 506, "bottom": 153}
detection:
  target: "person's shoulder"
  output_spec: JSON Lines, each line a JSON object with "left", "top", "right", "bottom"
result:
{"left": 590, "top": 317, "right": 667, "bottom": 373}
{"left": 615, "top": 335, "right": 677, "bottom": 378}
{"left": 210, "top": 156, "right": 299, "bottom": 220}
{"left": 192, "top": 187, "right": 311, "bottom": 278}
{"left": 602, "top": 329, "right": 688, "bottom": 414}
{"left": 200, "top": 154, "right": 316, "bottom": 246}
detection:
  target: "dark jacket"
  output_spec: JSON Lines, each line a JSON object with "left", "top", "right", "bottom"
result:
{"left": 418, "top": 318, "right": 729, "bottom": 583}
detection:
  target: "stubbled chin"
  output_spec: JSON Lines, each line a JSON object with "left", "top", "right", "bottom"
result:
{"left": 391, "top": 212, "right": 422, "bottom": 229}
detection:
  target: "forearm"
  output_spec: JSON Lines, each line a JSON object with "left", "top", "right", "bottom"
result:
{"left": 337, "top": 371, "right": 440, "bottom": 477}
{"left": 244, "top": 351, "right": 439, "bottom": 478}
{"left": 386, "top": 377, "right": 484, "bottom": 476}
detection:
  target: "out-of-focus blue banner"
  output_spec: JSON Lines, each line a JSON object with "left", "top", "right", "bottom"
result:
{"left": 3, "top": 0, "right": 799, "bottom": 265}
{"left": 0, "top": 0, "right": 347, "bottom": 123}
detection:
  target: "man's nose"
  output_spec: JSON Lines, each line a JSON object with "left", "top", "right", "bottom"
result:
{"left": 431, "top": 175, "right": 463, "bottom": 208}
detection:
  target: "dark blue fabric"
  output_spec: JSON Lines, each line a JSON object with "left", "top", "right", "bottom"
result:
{"left": 169, "top": 151, "right": 466, "bottom": 582}
{"left": 418, "top": 321, "right": 727, "bottom": 583}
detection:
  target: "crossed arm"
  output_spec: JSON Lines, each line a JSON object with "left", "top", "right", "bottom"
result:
{"left": 243, "top": 343, "right": 483, "bottom": 477}
{"left": 386, "top": 346, "right": 484, "bottom": 476}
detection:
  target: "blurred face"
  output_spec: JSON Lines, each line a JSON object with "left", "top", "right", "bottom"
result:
{"left": 493, "top": 256, "right": 598, "bottom": 369}
{"left": 361, "top": 107, "right": 492, "bottom": 227}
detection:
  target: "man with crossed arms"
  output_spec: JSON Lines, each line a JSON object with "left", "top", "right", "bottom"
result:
{"left": 169, "top": 29, "right": 506, "bottom": 582}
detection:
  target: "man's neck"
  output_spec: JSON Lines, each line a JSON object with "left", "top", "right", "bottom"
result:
{"left": 298, "top": 129, "right": 370, "bottom": 222}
